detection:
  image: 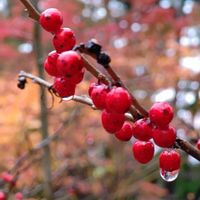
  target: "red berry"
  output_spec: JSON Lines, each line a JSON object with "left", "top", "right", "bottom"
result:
{"left": 53, "top": 28, "right": 76, "bottom": 53}
{"left": 39, "top": 8, "right": 63, "bottom": 33}
{"left": 153, "top": 125, "right": 176, "bottom": 148}
{"left": 88, "top": 82, "right": 97, "bottom": 97}
{"left": 101, "top": 109, "right": 125, "bottom": 133}
{"left": 91, "top": 84, "right": 109, "bottom": 109}
{"left": 159, "top": 150, "right": 181, "bottom": 172}
{"left": 106, "top": 87, "right": 132, "bottom": 114}
{"left": 149, "top": 102, "right": 174, "bottom": 127}
{"left": 0, "top": 192, "right": 5, "bottom": 200}
{"left": 115, "top": 122, "right": 133, "bottom": 141}
{"left": 57, "top": 51, "right": 83, "bottom": 77}
{"left": 66, "top": 68, "right": 85, "bottom": 84}
{"left": 132, "top": 141, "right": 154, "bottom": 164}
{"left": 132, "top": 118, "right": 153, "bottom": 141}
{"left": 15, "top": 192, "right": 23, "bottom": 200}
{"left": 53, "top": 77, "right": 76, "bottom": 98}
{"left": 196, "top": 139, "right": 200, "bottom": 150}
{"left": 1, "top": 172, "right": 13, "bottom": 183}
{"left": 44, "top": 51, "right": 60, "bottom": 77}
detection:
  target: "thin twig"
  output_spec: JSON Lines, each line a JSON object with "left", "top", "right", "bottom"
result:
{"left": 19, "top": 0, "right": 40, "bottom": 21}
{"left": 17, "top": 71, "right": 200, "bottom": 161}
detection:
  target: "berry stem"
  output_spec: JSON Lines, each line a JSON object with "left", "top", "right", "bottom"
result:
{"left": 17, "top": 71, "right": 200, "bottom": 161}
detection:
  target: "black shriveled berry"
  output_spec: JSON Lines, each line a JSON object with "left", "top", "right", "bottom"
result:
{"left": 17, "top": 76, "right": 27, "bottom": 89}
{"left": 97, "top": 52, "right": 111, "bottom": 66}
{"left": 85, "top": 40, "right": 102, "bottom": 55}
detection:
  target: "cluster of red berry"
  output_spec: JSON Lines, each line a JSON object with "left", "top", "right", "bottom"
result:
{"left": 40, "top": 8, "right": 85, "bottom": 97}
{"left": 0, "top": 172, "right": 23, "bottom": 200}
{"left": 39, "top": 8, "right": 200, "bottom": 182}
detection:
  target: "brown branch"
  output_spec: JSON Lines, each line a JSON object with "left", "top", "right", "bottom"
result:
{"left": 17, "top": 71, "right": 200, "bottom": 161}
{"left": 19, "top": 0, "right": 40, "bottom": 21}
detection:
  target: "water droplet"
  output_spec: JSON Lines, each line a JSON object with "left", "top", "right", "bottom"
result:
{"left": 160, "top": 168, "right": 179, "bottom": 182}
{"left": 62, "top": 96, "right": 74, "bottom": 101}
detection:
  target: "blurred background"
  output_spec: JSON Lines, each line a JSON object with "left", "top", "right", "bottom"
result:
{"left": 0, "top": 0, "right": 200, "bottom": 199}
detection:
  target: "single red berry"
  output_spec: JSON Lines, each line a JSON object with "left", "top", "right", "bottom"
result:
{"left": 101, "top": 109, "right": 125, "bottom": 133}
{"left": 132, "top": 118, "right": 153, "bottom": 141}
{"left": 57, "top": 51, "right": 83, "bottom": 77}
{"left": 132, "top": 140, "right": 154, "bottom": 164}
{"left": 115, "top": 122, "right": 133, "bottom": 141}
{"left": 88, "top": 82, "right": 97, "bottom": 97}
{"left": 1, "top": 172, "right": 13, "bottom": 183}
{"left": 53, "top": 28, "right": 76, "bottom": 53}
{"left": 159, "top": 150, "right": 181, "bottom": 172}
{"left": 0, "top": 192, "right": 5, "bottom": 200}
{"left": 91, "top": 84, "right": 109, "bottom": 109}
{"left": 196, "top": 139, "right": 200, "bottom": 150}
{"left": 149, "top": 102, "right": 174, "bottom": 127}
{"left": 15, "top": 192, "right": 23, "bottom": 200}
{"left": 153, "top": 125, "right": 176, "bottom": 148}
{"left": 106, "top": 87, "right": 132, "bottom": 114}
{"left": 53, "top": 77, "right": 76, "bottom": 98}
{"left": 39, "top": 8, "right": 63, "bottom": 33}
{"left": 65, "top": 68, "right": 85, "bottom": 84}
{"left": 44, "top": 51, "right": 60, "bottom": 77}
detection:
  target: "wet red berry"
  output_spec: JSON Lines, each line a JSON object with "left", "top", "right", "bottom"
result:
{"left": 53, "top": 77, "right": 76, "bottom": 98}
{"left": 57, "top": 51, "right": 83, "bottom": 77}
{"left": 106, "top": 87, "right": 132, "bottom": 114}
{"left": 159, "top": 150, "right": 181, "bottom": 172}
{"left": 0, "top": 192, "right": 5, "bottom": 200}
{"left": 149, "top": 102, "right": 174, "bottom": 127}
{"left": 153, "top": 125, "right": 176, "bottom": 148}
{"left": 53, "top": 28, "right": 76, "bottom": 53}
{"left": 196, "top": 139, "right": 200, "bottom": 150}
{"left": 91, "top": 84, "right": 109, "bottom": 109}
{"left": 115, "top": 122, "right": 133, "bottom": 141}
{"left": 132, "top": 141, "right": 154, "bottom": 164}
{"left": 132, "top": 118, "right": 153, "bottom": 141}
{"left": 44, "top": 51, "right": 60, "bottom": 77}
{"left": 39, "top": 8, "right": 63, "bottom": 33}
{"left": 101, "top": 109, "right": 125, "bottom": 133}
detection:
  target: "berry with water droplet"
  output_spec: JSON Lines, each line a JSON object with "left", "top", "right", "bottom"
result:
{"left": 115, "top": 122, "right": 133, "bottom": 141}
{"left": 91, "top": 84, "right": 109, "bottom": 109}
{"left": 53, "top": 28, "right": 76, "bottom": 53}
{"left": 44, "top": 51, "right": 60, "bottom": 77}
{"left": 40, "top": 8, "right": 63, "bottom": 33}
{"left": 57, "top": 51, "right": 83, "bottom": 77}
{"left": 132, "top": 140, "right": 154, "bottom": 164}
{"left": 132, "top": 118, "right": 153, "bottom": 141}
{"left": 160, "top": 168, "right": 179, "bottom": 182}
{"left": 106, "top": 87, "right": 132, "bottom": 114}
{"left": 101, "top": 109, "right": 125, "bottom": 133}
{"left": 53, "top": 77, "right": 76, "bottom": 98}
{"left": 149, "top": 102, "right": 174, "bottom": 127}
{"left": 159, "top": 150, "right": 181, "bottom": 172}
{"left": 153, "top": 125, "right": 176, "bottom": 148}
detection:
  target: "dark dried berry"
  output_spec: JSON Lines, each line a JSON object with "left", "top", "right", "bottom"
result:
{"left": 97, "top": 52, "right": 111, "bottom": 66}
{"left": 86, "top": 40, "right": 102, "bottom": 55}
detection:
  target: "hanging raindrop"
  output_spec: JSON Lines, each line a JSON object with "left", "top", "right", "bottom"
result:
{"left": 160, "top": 168, "right": 179, "bottom": 182}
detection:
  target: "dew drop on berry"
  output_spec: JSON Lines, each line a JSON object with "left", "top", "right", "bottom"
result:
{"left": 160, "top": 168, "right": 179, "bottom": 182}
